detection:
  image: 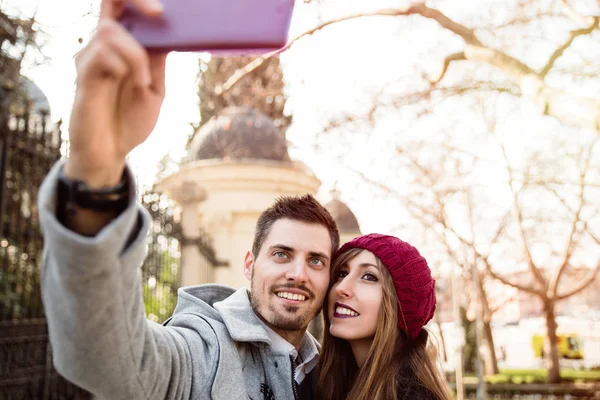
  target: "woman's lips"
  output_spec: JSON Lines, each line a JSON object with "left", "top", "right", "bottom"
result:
{"left": 333, "top": 302, "right": 360, "bottom": 318}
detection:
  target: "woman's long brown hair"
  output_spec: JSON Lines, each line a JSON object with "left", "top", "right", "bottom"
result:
{"left": 318, "top": 248, "right": 451, "bottom": 400}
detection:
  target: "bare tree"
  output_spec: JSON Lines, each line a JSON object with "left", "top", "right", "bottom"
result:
{"left": 395, "top": 152, "right": 511, "bottom": 376}
{"left": 223, "top": 0, "right": 600, "bottom": 134}
{"left": 353, "top": 133, "right": 600, "bottom": 383}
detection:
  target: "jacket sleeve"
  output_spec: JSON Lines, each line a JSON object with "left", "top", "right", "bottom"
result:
{"left": 38, "top": 160, "right": 217, "bottom": 400}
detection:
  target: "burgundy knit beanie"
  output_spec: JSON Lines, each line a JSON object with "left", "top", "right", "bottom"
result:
{"left": 337, "top": 233, "right": 436, "bottom": 339}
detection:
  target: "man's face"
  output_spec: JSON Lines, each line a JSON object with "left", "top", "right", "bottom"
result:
{"left": 244, "top": 218, "right": 332, "bottom": 334}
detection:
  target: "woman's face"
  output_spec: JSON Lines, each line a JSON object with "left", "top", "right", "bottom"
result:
{"left": 328, "top": 250, "right": 383, "bottom": 342}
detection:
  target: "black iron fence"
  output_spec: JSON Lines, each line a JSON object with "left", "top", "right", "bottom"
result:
{"left": 0, "top": 107, "right": 217, "bottom": 398}
{"left": 0, "top": 111, "right": 91, "bottom": 399}
{"left": 0, "top": 112, "right": 60, "bottom": 321}
{"left": 0, "top": 320, "right": 91, "bottom": 400}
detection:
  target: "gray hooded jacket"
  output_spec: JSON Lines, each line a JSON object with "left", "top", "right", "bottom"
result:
{"left": 38, "top": 161, "right": 320, "bottom": 400}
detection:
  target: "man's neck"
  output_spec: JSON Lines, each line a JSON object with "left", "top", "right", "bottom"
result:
{"left": 272, "top": 327, "right": 306, "bottom": 351}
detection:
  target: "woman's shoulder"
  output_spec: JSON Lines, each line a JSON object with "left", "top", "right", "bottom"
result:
{"left": 396, "top": 375, "right": 438, "bottom": 400}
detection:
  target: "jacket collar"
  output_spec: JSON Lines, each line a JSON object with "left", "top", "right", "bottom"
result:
{"left": 214, "top": 287, "right": 272, "bottom": 345}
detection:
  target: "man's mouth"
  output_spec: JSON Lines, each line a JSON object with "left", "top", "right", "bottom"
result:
{"left": 334, "top": 302, "right": 360, "bottom": 318}
{"left": 275, "top": 290, "right": 308, "bottom": 302}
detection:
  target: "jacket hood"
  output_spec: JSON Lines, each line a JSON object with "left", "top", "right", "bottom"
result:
{"left": 174, "top": 284, "right": 271, "bottom": 344}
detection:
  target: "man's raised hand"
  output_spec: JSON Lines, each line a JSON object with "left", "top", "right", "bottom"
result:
{"left": 65, "top": 0, "right": 167, "bottom": 188}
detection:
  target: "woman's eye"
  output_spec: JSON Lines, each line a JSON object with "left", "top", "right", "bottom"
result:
{"left": 363, "top": 273, "right": 378, "bottom": 282}
{"left": 336, "top": 271, "right": 348, "bottom": 280}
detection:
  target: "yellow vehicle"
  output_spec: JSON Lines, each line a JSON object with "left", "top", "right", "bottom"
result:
{"left": 531, "top": 333, "right": 584, "bottom": 360}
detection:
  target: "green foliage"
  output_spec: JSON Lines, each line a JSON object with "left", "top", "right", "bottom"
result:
{"left": 142, "top": 244, "right": 180, "bottom": 324}
{"left": 0, "top": 239, "right": 44, "bottom": 320}
{"left": 467, "top": 368, "right": 600, "bottom": 384}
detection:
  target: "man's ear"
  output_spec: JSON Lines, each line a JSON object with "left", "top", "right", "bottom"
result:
{"left": 243, "top": 250, "right": 254, "bottom": 281}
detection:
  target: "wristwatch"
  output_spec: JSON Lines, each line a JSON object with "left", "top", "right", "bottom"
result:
{"left": 56, "top": 165, "right": 130, "bottom": 222}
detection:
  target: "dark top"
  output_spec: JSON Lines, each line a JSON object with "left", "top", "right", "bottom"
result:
{"left": 397, "top": 375, "right": 438, "bottom": 400}
{"left": 298, "top": 368, "right": 318, "bottom": 400}
{"left": 311, "top": 366, "right": 438, "bottom": 400}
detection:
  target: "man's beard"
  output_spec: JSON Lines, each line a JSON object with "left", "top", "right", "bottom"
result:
{"left": 249, "top": 282, "right": 319, "bottom": 331}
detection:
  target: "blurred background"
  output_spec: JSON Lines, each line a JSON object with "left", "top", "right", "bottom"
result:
{"left": 1, "top": 0, "right": 600, "bottom": 398}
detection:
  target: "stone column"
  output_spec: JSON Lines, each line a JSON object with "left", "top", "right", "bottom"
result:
{"left": 168, "top": 181, "right": 212, "bottom": 287}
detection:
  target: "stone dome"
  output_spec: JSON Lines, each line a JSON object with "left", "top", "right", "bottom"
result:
{"left": 325, "top": 199, "right": 360, "bottom": 233}
{"left": 187, "top": 107, "right": 290, "bottom": 163}
{"left": 7, "top": 77, "right": 52, "bottom": 117}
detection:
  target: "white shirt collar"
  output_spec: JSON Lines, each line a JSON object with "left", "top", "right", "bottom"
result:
{"left": 256, "top": 316, "right": 320, "bottom": 384}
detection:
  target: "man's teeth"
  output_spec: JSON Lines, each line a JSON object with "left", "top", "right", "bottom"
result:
{"left": 336, "top": 306, "right": 359, "bottom": 317}
{"left": 277, "top": 292, "right": 306, "bottom": 301}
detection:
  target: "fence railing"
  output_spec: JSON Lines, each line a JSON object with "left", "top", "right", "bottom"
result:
{"left": 0, "top": 112, "right": 60, "bottom": 321}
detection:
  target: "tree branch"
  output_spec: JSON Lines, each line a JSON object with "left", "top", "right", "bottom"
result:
{"left": 557, "top": 263, "right": 600, "bottom": 300}
{"left": 219, "top": 3, "right": 481, "bottom": 94}
{"left": 430, "top": 52, "right": 466, "bottom": 85}
{"left": 549, "top": 141, "right": 596, "bottom": 297}
{"left": 218, "top": 7, "right": 421, "bottom": 94}
{"left": 490, "top": 293, "right": 520, "bottom": 315}
{"left": 489, "top": 209, "right": 512, "bottom": 244}
{"left": 526, "top": 177, "right": 600, "bottom": 189}
{"left": 482, "top": 259, "right": 541, "bottom": 296}
{"left": 488, "top": 12, "right": 564, "bottom": 30}
{"left": 539, "top": 16, "right": 599, "bottom": 78}
{"left": 561, "top": 0, "right": 598, "bottom": 26}
{"left": 498, "top": 142, "right": 548, "bottom": 288}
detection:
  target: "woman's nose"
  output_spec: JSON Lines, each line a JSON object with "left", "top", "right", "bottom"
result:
{"left": 335, "top": 277, "right": 353, "bottom": 298}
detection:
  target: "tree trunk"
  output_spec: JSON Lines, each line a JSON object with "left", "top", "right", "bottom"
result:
{"left": 544, "top": 301, "right": 561, "bottom": 383}
{"left": 435, "top": 311, "right": 448, "bottom": 362}
{"left": 477, "top": 274, "right": 499, "bottom": 375}
{"left": 482, "top": 320, "right": 500, "bottom": 374}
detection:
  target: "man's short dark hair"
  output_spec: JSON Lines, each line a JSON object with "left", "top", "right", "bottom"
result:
{"left": 252, "top": 194, "right": 340, "bottom": 257}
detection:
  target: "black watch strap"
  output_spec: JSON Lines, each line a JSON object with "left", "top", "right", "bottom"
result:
{"left": 56, "top": 166, "right": 130, "bottom": 222}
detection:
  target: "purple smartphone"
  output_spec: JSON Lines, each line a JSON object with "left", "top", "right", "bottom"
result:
{"left": 119, "top": 0, "right": 296, "bottom": 54}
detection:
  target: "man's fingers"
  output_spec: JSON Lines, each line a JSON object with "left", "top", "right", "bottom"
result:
{"left": 100, "top": 0, "right": 163, "bottom": 19}
{"left": 76, "top": 40, "right": 129, "bottom": 85}
{"left": 95, "top": 20, "right": 151, "bottom": 88}
{"left": 148, "top": 52, "right": 168, "bottom": 96}
{"left": 129, "top": 0, "right": 164, "bottom": 15}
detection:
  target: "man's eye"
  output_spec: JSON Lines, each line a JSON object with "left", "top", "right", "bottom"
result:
{"left": 309, "top": 258, "right": 324, "bottom": 266}
{"left": 274, "top": 251, "right": 288, "bottom": 259}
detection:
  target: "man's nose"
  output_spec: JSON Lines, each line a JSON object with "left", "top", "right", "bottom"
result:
{"left": 285, "top": 258, "right": 308, "bottom": 282}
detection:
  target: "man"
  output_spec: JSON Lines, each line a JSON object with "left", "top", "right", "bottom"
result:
{"left": 37, "top": 1, "right": 340, "bottom": 399}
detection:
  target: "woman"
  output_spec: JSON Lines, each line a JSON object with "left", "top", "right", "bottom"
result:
{"left": 318, "top": 233, "right": 450, "bottom": 400}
